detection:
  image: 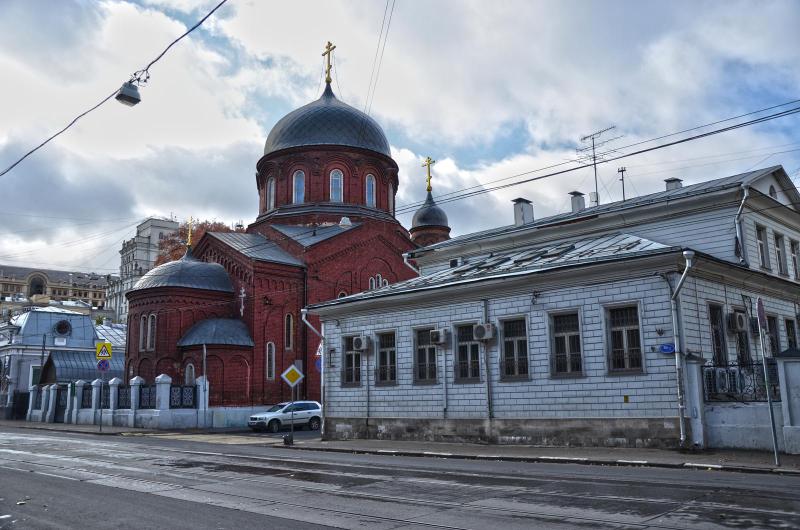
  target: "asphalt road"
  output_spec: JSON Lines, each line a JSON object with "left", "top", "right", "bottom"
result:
{"left": 1, "top": 427, "right": 799, "bottom": 529}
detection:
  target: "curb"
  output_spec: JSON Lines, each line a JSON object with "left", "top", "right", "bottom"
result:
{"left": 279, "top": 444, "right": 799, "bottom": 476}
{"left": 0, "top": 423, "right": 126, "bottom": 436}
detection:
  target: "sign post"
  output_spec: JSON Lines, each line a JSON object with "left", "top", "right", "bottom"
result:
{"left": 96, "top": 343, "right": 112, "bottom": 433}
{"left": 281, "top": 365, "right": 305, "bottom": 446}
{"left": 756, "top": 297, "right": 780, "bottom": 466}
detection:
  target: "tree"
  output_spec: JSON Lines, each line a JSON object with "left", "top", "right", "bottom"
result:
{"left": 155, "top": 219, "right": 245, "bottom": 266}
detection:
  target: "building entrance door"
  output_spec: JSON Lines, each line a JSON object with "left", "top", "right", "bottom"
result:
{"left": 54, "top": 386, "right": 68, "bottom": 423}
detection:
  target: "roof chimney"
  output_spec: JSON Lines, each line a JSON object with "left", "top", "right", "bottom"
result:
{"left": 569, "top": 191, "right": 585, "bottom": 213}
{"left": 665, "top": 177, "right": 683, "bottom": 191}
{"left": 512, "top": 198, "right": 534, "bottom": 226}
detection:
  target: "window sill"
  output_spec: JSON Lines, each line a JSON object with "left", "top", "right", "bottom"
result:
{"left": 413, "top": 379, "right": 439, "bottom": 386}
{"left": 374, "top": 381, "right": 398, "bottom": 387}
{"left": 499, "top": 375, "right": 530, "bottom": 382}
{"left": 550, "top": 372, "right": 586, "bottom": 379}
{"left": 454, "top": 378, "right": 482, "bottom": 385}
{"left": 340, "top": 382, "right": 362, "bottom": 388}
{"left": 607, "top": 369, "right": 644, "bottom": 376}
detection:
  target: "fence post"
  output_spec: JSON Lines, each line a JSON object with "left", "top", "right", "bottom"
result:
{"left": 129, "top": 376, "right": 143, "bottom": 428}
{"left": 155, "top": 374, "right": 172, "bottom": 411}
{"left": 26, "top": 385, "right": 38, "bottom": 421}
{"left": 108, "top": 377, "right": 122, "bottom": 412}
{"left": 64, "top": 382, "right": 74, "bottom": 424}
{"left": 776, "top": 350, "right": 800, "bottom": 453}
{"left": 91, "top": 378, "right": 102, "bottom": 424}
{"left": 38, "top": 385, "right": 49, "bottom": 422}
{"left": 45, "top": 384, "right": 58, "bottom": 423}
{"left": 73, "top": 380, "right": 86, "bottom": 424}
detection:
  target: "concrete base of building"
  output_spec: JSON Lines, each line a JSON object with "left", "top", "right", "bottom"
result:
{"left": 323, "top": 416, "right": 684, "bottom": 448}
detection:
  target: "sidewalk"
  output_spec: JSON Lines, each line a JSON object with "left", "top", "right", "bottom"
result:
{"left": 285, "top": 438, "right": 800, "bottom": 475}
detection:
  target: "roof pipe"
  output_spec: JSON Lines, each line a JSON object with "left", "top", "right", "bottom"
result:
{"left": 661, "top": 249, "right": 695, "bottom": 448}
{"left": 734, "top": 186, "right": 750, "bottom": 266}
{"left": 402, "top": 252, "right": 419, "bottom": 274}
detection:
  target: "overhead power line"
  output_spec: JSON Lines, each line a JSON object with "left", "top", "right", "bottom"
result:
{"left": 0, "top": 0, "right": 229, "bottom": 179}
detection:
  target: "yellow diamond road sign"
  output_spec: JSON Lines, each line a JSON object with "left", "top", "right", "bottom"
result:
{"left": 96, "top": 342, "right": 112, "bottom": 361}
{"left": 281, "top": 365, "right": 304, "bottom": 387}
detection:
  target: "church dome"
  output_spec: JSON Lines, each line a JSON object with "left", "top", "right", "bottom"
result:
{"left": 263, "top": 84, "right": 391, "bottom": 158}
{"left": 132, "top": 249, "right": 233, "bottom": 293}
{"left": 412, "top": 192, "right": 449, "bottom": 228}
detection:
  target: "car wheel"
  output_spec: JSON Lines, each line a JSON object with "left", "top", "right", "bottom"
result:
{"left": 308, "top": 416, "right": 321, "bottom": 431}
{"left": 267, "top": 420, "right": 280, "bottom": 433}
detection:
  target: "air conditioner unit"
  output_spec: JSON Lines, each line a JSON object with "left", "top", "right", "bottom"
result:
{"left": 473, "top": 323, "right": 495, "bottom": 341}
{"left": 352, "top": 335, "right": 371, "bottom": 351}
{"left": 727, "top": 312, "right": 748, "bottom": 333}
{"left": 430, "top": 328, "right": 449, "bottom": 345}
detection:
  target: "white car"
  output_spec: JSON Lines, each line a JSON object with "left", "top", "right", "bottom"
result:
{"left": 248, "top": 401, "right": 322, "bottom": 433}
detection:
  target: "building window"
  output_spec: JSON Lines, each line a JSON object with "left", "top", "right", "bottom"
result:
{"left": 607, "top": 306, "right": 642, "bottom": 372}
{"left": 388, "top": 183, "right": 394, "bottom": 215}
{"left": 184, "top": 363, "right": 195, "bottom": 385}
{"left": 147, "top": 314, "right": 156, "bottom": 351}
{"left": 455, "top": 324, "right": 480, "bottom": 382}
{"left": 376, "top": 332, "right": 397, "bottom": 384}
{"left": 414, "top": 329, "right": 437, "bottom": 383}
{"left": 342, "top": 337, "right": 361, "bottom": 386}
{"left": 708, "top": 304, "right": 727, "bottom": 365}
{"left": 292, "top": 170, "right": 305, "bottom": 204}
{"left": 369, "top": 277, "right": 376, "bottom": 290}
{"left": 791, "top": 240, "right": 799, "bottom": 279}
{"left": 775, "top": 234, "right": 788, "bottom": 275}
{"left": 551, "top": 313, "right": 582, "bottom": 375}
{"left": 285, "top": 314, "right": 293, "bottom": 350}
{"left": 266, "top": 342, "right": 275, "bottom": 380}
{"left": 365, "top": 174, "right": 376, "bottom": 207}
{"left": 29, "top": 365, "right": 41, "bottom": 386}
{"left": 139, "top": 315, "right": 147, "bottom": 352}
{"left": 501, "top": 319, "right": 528, "bottom": 379}
{"left": 767, "top": 315, "right": 780, "bottom": 356}
{"left": 266, "top": 177, "right": 276, "bottom": 211}
{"left": 329, "top": 169, "right": 343, "bottom": 203}
{"left": 786, "top": 319, "right": 798, "bottom": 350}
{"left": 733, "top": 309, "right": 752, "bottom": 365}
{"left": 756, "top": 225, "right": 770, "bottom": 269}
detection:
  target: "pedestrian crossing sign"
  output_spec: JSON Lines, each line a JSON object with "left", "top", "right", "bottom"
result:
{"left": 96, "top": 342, "right": 113, "bottom": 361}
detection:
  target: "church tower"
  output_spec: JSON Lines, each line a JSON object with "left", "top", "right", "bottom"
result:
{"left": 410, "top": 157, "right": 451, "bottom": 246}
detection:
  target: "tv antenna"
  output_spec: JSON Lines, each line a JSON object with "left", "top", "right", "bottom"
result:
{"left": 617, "top": 166, "right": 627, "bottom": 201}
{"left": 577, "top": 126, "right": 623, "bottom": 206}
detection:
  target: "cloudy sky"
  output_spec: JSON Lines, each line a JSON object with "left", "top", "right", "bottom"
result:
{"left": 1, "top": 0, "right": 799, "bottom": 274}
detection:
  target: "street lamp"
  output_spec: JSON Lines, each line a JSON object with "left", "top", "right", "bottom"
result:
{"left": 115, "top": 82, "right": 141, "bottom": 106}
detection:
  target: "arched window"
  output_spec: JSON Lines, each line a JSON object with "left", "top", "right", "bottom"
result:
{"left": 267, "top": 177, "right": 276, "bottom": 210}
{"left": 147, "top": 314, "right": 156, "bottom": 351}
{"left": 376, "top": 273, "right": 382, "bottom": 285}
{"left": 382, "top": 278, "right": 389, "bottom": 287}
{"left": 388, "top": 183, "right": 394, "bottom": 215}
{"left": 266, "top": 342, "right": 275, "bottom": 380}
{"left": 330, "top": 169, "right": 343, "bottom": 203}
{"left": 285, "top": 314, "right": 294, "bottom": 350}
{"left": 292, "top": 170, "right": 305, "bottom": 204}
{"left": 184, "top": 363, "right": 195, "bottom": 385}
{"left": 365, "top": 174, "right": 376, "bottom": 207}
{"left": 369, "top": 277, "right": 376, "bottom": 290}
{"left": 139, "top": 315, "right": 147, "bottom": 352}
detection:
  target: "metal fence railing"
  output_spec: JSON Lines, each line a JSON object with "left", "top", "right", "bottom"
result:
{"left": 117, "top": 385, "right": 131, "bottom": 409}
{"left": 100, "top": 385, "right": 110, "bottom": 409}
{"left": 139, "top": 385, "right": 156, "bottom": 409}
{"left": 703, "top": 361, "right": 781, "bottom": 402}
{"left": 169, "top": 385, "right": 196, "bottom": 409}
{"left": 81, "top": 387, "right": 92, "bottom": 408}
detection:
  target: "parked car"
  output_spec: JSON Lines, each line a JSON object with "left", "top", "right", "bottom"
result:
{"left": 248, "top": 401, "right": 322, "bottom": 433}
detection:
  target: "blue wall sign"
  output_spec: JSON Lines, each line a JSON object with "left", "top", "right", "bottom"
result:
{"left": 659, "top": 343, "right": 675, "bottom": 354}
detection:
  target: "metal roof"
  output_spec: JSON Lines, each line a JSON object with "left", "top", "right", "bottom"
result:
{"left": 311, "top": 233, "right": 675, "bottom": 308}
{"left": 132, "top": 248, "right": 233, "bottom": 293}
{"left": 94, "top": 324, "right": 127, "bottom": 349}
{"left": 177, "top": 318, "right": 254, "bottom": 347}
{"left": 424, "top": 166, "right": 786, "bottom": 252}
{"left": 208, "top": 232, "right": 304, "bottom": 266}
{"left": 0, "top": 264, "right": 111, "bottom": 287}
{"left": 41, "top": 350, "right": 124, "bottom": 385}
{"left": 263, "top": 84, "right": 391, "bottom": 157}
{"left": 270, "top": 223, "right": 358, "bottom": 248}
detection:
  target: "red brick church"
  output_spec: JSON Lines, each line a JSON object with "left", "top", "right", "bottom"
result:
{"left": 124, "top": 50, "right": 451, "bottom": 407}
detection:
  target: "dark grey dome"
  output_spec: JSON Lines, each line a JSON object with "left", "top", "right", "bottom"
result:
{"left": 412, "top": 192, "right": 449, "bottom": 229}
{"left": 132, "top": 249, "right": 233, "bottom": 293}
{"left": 263, "top": 84, "right": 391, "bottom": 157}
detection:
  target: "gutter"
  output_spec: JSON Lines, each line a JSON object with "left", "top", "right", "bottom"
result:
{"left": 660, "top": 250, "right": 696, "bottom": 448}
{"left": 734, "top": 186, "right": 750, "bottom": 266}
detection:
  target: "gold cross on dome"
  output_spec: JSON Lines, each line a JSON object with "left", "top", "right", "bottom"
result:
{"left": 322, "top": 41, "right": 337, "bottom": 84}
{"left": 422, "top": 157, "right": 436, "bottom": 192}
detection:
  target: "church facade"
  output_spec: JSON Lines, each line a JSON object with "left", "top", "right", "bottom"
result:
{"left": 123, "top": 62, "right": 450, "bottom": 411}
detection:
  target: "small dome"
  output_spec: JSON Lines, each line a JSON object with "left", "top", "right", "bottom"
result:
{"left": 132, "top": 249, "right": 233, "bottom": 293}
{"left": 263, "top": 84, "right": 391, "bottom": 157}
{"left": 412, "top": 192, "right": 449, "bottom": 229}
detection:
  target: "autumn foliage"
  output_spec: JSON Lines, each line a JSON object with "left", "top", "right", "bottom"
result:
{"left": 155, "top": 219, "right": 245, "bottom": 266}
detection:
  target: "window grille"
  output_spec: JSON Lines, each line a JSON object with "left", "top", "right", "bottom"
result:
{"left": 551, "top": 313, "right": 582, "bottom": 375}
{"left": 608, "top": 306, "right": 642, "bottom": 372}
{"left": 501, "top": 319, "right": 529, "bottom": 379}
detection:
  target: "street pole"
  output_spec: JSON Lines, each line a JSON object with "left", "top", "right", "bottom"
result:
{"left": 99, "top": 373, "right": 103, "bottom": 434}
{"left": 756, "top": 298, "right": 780, "bottom": 466}
{"left": 289, "top": 385, "right": 295, "bottom": 445}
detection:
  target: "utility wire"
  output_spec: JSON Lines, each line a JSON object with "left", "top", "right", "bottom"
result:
{"left": 0, "top": 0, "right": 229, "bottom": 179}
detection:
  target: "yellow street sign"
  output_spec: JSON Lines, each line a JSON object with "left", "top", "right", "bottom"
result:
{"left": 96, "top": 342, "right": 113, "bottom": 361}
{"left": 281, "top": 365, "right": 304, "bottom": 388}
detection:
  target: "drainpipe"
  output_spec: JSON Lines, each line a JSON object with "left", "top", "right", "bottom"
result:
{"left": 482, "top": 299, "right": 494, "bottom": 421}
{"left": 734, "top": 186, "right": 750, "bottom": 266}
{"left": 402, "top": 252, "right": 419, "bottom": 274}
{"left": 661, "top": 250, "right": 695, "bottom": 448}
